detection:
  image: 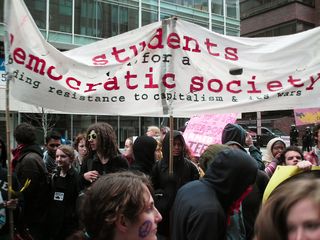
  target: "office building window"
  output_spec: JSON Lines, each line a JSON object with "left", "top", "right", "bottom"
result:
{"left": 0, "top": 0, "right": 4, "bottom": 22}
{"left": 241, "top": 0, "right": 315, "bottom": 19}
{"left": 74, "top": 1, "right": 139, "bottom": 38}
{"left": 50, "top": 0, "right": 72, "bottom": 33}
{"left": 142, "top": 0, "right": 159, "bottom": 25}
{"left": 227, "top": 0, "right": 238, "bottom": 18}
{"left": 25, "top": 0, "right": 47, "bottom": 29}
{"left": 142, "top": 10, "right": 159, "bottom": 26}
{"left": 212, "top": 0, "right": 223, "bottom": 15}
{"left": 119, "top": 6, "right": 139, "bottom": 34}
{"left": 246, "top": 20, "right": 315, "bottom": 37}
{"left": 75, "top": 0, "right": 99, "bottom": 37}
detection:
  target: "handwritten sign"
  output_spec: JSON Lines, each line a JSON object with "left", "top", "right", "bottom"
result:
{"left": 183, "top": 113, "right": 238, "bottom": 157}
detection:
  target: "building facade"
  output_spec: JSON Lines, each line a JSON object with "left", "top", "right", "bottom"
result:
{"left": 0, "top": 0, "right": 240, "bottom": 146}
{"left": 241, "top": 0, "right": 319, "bottom": 37}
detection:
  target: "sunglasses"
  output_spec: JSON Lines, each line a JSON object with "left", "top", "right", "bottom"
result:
{"left": 87, "top": 133, "right": 97, "bottom": 141}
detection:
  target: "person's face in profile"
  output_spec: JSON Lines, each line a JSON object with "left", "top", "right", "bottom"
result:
{"left": 124, "top": 138, "right": 133, "bottom": 157}
{"left": 125, "top": 186, "right": 162, "bottom": 240}
{"left": 287, "top": 197, "right": 320, "bottom": 240}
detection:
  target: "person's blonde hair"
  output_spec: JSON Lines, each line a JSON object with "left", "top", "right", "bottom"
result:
{"left": 155, "top": 140, "right": 163, "bottom": 161}
{"left": 57, "top": 144, "right": 75, "bottom": 162}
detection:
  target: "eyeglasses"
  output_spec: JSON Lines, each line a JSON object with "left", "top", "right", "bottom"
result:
{"left": 87, "top": 133, "right": 97, "bottom": 141}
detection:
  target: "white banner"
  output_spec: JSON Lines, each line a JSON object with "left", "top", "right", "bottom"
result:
{"left": 4, "top": 0, "right": 320, "bottom": 117}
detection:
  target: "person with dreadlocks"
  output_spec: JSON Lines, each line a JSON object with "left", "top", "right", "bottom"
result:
{"left": 79, "top": 122, "right": 129, "bottom": 190}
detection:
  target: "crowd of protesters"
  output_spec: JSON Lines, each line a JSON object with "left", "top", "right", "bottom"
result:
{"left": 0, "top": 121, "right": 319, "bottom": 240}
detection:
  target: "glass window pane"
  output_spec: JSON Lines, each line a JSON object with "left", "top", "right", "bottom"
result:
{"left": 72, "top": 115, "right": 96, "bottom": 137}
{"left": 226, "top": 0, "right": 238, "bottom": 18}
{"left": 0, "top": 0, "right": 4, "bottom": 23}
{"left": 194, "top": 0, "right": 208, "bottom": 11}
{"left": 96, "top": 116, "right": 120, "bottom": 145}
{"left": 25, "top": 0, "right": 47, "bottom": 29}
{"left": 142, "top": 10, "right": 158, "bottom": 26}
{"left": 75, "top": 0, "right": 99, "bottom": 37}
{"left": 119, "top": 116, "right": 140, "bottom": 148}
{"left": 212, "top": 0, "right": 223, "bottom": 15}
{"left": 50, "top": 0, "right": 72, "bottom": 33}
{"left": 119, "top": 6, "right": 139, "bottom": 34}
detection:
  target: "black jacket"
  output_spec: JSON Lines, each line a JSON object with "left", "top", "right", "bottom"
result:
{"left": 171, "top": 148, "right": 258, "bottom": 240}
{"left": 80, "top": 154, "right": 129, "bottom": 189}
{"left": 242, "top": 170, "right": 269, "bottom": 240}
{"left": 14, "top": 144, "right": 50, "bottom": 227}
{"left": 47, "top": 167, "right": 80, "bottom": 240}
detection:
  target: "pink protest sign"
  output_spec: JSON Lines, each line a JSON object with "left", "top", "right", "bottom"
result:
{"left": 183, "top": 113, "right": 238, "bottom": 157}
{"left": 294, "top": 108, "right": 320, "bottom": 126}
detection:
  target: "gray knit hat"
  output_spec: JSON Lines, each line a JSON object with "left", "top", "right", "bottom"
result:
{"left": 199, "top": 144, "right": 230, "bottom": 171}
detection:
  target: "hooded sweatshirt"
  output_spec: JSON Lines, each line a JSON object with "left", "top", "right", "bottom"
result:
{"left": 171, "top": 148, "right": 258, "bottom": 240}
{"left": 222, "top": 123, "right": 264, "bottom": 170}
{"left": 130, "top": 136, "right": 157, "bottom": 175}
{"left": 222, "top": 124, "right": 269, "bottom": 239}
{"left": 262, "top": 137, "right": 286, "bottom": 167}
{"left": 221, "top": 123, "right": 247, "bottom": 147}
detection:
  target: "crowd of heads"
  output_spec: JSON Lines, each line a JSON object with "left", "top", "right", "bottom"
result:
{"left": 1, "top": 121, "right": 319, "bottom": 240}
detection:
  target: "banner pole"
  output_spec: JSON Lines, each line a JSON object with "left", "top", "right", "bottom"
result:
{"left": 5, "top": 67, "right": 14, "bottom": 240}
{"left": 4, "top": 0, "right": 14, "bottom": 238}
{"left": 159, "top": 18, "right": 175, "bottom": 176}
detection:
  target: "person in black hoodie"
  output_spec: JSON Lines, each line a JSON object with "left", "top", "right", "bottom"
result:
{"left": 130, "top": 136, "right": 157, "bottom": 176}
{"left": 151, "top": 130, "right": 199, "bottom": 240}
{"left": 171, "top": 148, "right": 258, "bottom": 240}
{"left": 221, "top": 123, "right": 264, "bottom": 170}
{"left": 221, "top": 123, "right": 269, "bottom": 240}
{"left": 12, "top": 123, "right": 50, "bottom": 240}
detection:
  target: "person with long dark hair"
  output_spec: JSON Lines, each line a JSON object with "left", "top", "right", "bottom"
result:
{"left": 80, "top": 122, "right": 129, "bottom": 189}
